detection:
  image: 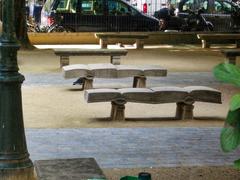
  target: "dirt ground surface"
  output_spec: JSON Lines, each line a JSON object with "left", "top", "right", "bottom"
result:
{"left": 18, "top": 44, "right": 240, "bottom": 179}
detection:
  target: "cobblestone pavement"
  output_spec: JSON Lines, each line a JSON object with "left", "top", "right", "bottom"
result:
{"left": 23, "top": 72, "right": 223, "bottom": 87}
{"left": 26, "top": 128, "right": 240, "bottom": 168}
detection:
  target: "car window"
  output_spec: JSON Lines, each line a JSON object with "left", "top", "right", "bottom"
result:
{"left": 80, "top": 0, "right": 104, "bottom": 15}
{"left": 222, "top": 1, "right": 232, "bottom": 13}
{"left": 108, "top": 0, "right": 132, "bottom": 15}
{"left": 214, "top": 0, "right": 232, "bottom": 14}
{"left": 182, "top": 0, "right": 194, "bottom": 11}
{"left": 56, "top": 0, "right": 70, "bottom": 12}
{"left": 93, "top": 0, "right": 104, "bottom": 15}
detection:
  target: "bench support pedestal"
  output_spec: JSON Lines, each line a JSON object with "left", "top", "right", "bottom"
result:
{"left": 226, "top": 56, "right": 236, "bottom": 65}
{"left": 110, "top": 100, "right": 126, "bottom": 121}
{"left": 201, "top": 40, "right": 210, "bottom": 48}
{"left": 111, "top": 56, "right": 121, "bottom": 65}
{"left": 133, "top": 76, "right": 146, "bottom": 88}
{"left": 175, "top": 102, "right": 194, "bottom": 120}
{"left": 83, "top": 77, "right": 93, "bottom": 90}
{"left": 60, "top": 56, "right": 70, "bottom": 67}
{"left": 100, "top": 38, "right": 108, "bottom": 49}
{"left": 136, "top": 39, "right": 144, "bottom": 50}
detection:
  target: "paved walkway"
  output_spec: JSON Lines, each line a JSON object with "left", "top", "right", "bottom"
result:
{"left": 26, "top": 128, "right": 240, "bottom": 168}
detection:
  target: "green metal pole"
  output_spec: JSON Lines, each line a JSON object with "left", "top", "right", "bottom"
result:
{"left": 0, "top": 0, "right": 33, "bottom": 176}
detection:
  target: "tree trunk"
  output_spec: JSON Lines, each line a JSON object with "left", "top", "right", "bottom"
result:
{"left": 15, "top": 0, "right": 34, "bottom": 49}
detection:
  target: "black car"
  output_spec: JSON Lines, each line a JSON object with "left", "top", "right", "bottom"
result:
{"left": 40, "top": 0, "right": 160, "bottom": 32}
{"left": 154, "top": 0, "right": 240, "bottom": 32}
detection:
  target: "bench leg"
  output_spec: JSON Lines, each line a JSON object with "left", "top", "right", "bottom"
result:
{"left": 226, "top": 56, "right": 236, "bottom": 65}
{"left": 133, "top": 76, "right": 146, "bottom": 88}
{"left": 236, "top": 40, "right": 240, "bottom": 48}
{"left": 201, "top": 40, "right": 210, "bottom": 48}
{"left": 83, "top": 76, "right": 93, "bottom": 90}
{"left": 110, "top": 56, "right": 121, "bottom": 65}
{"left": 100, "top": 38, "right": 108, "bottom": 49}
{"left": 136, "top": 39, "right": 144, "bottom": 50}
{"left": 110, "top": 100, "right": 126, "bottom": 121}
{"left": 60, "top": 56, "right": 70, "bottom": 68}
{"left": 175, "top": 102, "right": 194, "bottom": 120}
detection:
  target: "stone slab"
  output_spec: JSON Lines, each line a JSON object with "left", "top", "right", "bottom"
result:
{"left": 34, "top": 158, "right": 106, "bottom": 180}
{"left": 116, "top": 65, "right": 143, "bottom": 77}
{"left": 151, "top": 87, "right": 189, "bottom": 103}
{"left": 85, "top": 89, "right": 121, "bottom": 103}
{"left": 120, "top": 88, "right": 154, "bottom": 103}
{"left": 63, "top": 64, "right": 89, "bottom": 79}
{"left": 184, "top": 86, "right": 222, "bottom": 104}
{"left": 88, "top": 63, "right": 117, "bottom": 78}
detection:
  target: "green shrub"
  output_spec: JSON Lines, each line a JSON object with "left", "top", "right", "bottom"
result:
{"left": 213, "top": 62, "right": 240, "bottom": 169}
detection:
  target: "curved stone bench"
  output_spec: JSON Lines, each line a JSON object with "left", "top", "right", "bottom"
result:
{"left": 63, "top": 64, "right": 167, "bottom": 89}
{"left": 84, "top": 86, "right": 222, "bottom": 121}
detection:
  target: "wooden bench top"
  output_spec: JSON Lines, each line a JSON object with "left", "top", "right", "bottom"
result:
{"left": 221, "top": 49, "right": 240, "bottom": 56}
{"left": 85, "top": 86, "right": 222, "bottom": 104}
{"left": 95, "top": 33, "right": 149, "bottom": 39}
{"left": 197, "top": 33, "right": 240, "bottom": 40}
{"left": 54, "top": 48, "right": 128, "bottom": 56}
{"left": 63, "top": 64, "right": 167, "bottom": 79}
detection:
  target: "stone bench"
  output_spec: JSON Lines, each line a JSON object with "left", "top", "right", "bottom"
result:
{"left": 84, "top": 86, "right": 222, "bottom": 121}
{"left": 221, "top": 49, "right": 240, "bottom": 65}
{"left": 54, "top": 48, "right": 128, "bottom": 67}
{"left": 197, "top": 33, "right": 240, "bottom": 48}
{"left": 63, "top": 63, "right": 167, "bottom": 89}
{"left": 95, "top": 33, "right": 149, "bottom": 49}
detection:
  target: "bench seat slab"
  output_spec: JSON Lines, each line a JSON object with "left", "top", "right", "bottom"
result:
{"left": 151, "top": 87, "right": 189, "bottom": 103}
{"left": 63, "top": 64, "right": 89, "bottom": 79}
{"left": 184, "top": 86, "right": 222, "bottom": 104}
{"left": 85, "top": 89, "right": 121, "bottom": 103}
{"left": 88, "top": 64, "right": 117, "bottom": 78}
{"left": 120, "top": 88, "right": 154, "bottom": 103}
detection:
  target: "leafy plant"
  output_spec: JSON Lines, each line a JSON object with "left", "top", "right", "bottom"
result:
{"left": 213, "top": 62, "right": 240, "bottom": 169}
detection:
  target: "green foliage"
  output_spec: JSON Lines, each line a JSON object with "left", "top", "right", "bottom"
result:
{"left": 221, "top": 126, "right": 240, "bottom": 152}
{"left": 230, "top": 94, "right": 240, "bottom": 111}
{"left": 213, "top": 63, "right": 240, "bottom": 168}
{"left": 234, "top": 159, "right": 240, "bottom": 169}
{"left": 213, "top": 63, "right": 240, "bottom": 87}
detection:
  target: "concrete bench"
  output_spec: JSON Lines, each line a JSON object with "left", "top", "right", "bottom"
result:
{"left": 84, "top": 86, "right": 222, "bottom": 121}
{"left": 63, "top": 63, "right": 167, "bottom": 89}
{"left": 197, "top": 33, "right": 240, "bottom": 48}
{"left": 54, "top": 48, "right": 128, "bottom": 67}
{"left": 221, "top": 49, "right": 240, "bottom": 65}
{"left": 95, "top": 33, "right": 149, "bottom": 49}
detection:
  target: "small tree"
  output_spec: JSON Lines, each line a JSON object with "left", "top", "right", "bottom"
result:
{"left": 213, "top": 62, "right": 240, "bottom": 168}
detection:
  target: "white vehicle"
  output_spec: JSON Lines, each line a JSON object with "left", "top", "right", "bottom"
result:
{"left": 129, "top": 0, "right": 168, "bottom": 15}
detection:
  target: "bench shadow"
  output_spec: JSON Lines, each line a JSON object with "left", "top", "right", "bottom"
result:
{"left": 126, "top": 116, "right": 224, "bottom": 121}
{"left": 125, "top": 117, "right": 179, "bottom": 121}
{"left": 193, "top": 116, "right": 225, "bottom": 121}
{"left": 65, "top": 87, "right": 84, "bottom": 91}
{"left": 92, "top": 116, "right": 225, "bottom": 122}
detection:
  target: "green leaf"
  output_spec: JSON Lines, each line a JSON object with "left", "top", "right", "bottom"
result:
{"left": 220, "top": 127, "right": 240, "bottom": 152}
{"left": 234, "top": 159, "right": 240, "bottom": 169}
{"left": 230, "top": 94, "right": 240, "bottom": 111}
{"left": 226, "top": 109, "right": 240, "bottom": 126}
{"left": 213, "top": 63, "right": 240, "bottom": 87}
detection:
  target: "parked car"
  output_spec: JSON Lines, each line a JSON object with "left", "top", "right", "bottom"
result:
{"left": 40, "top": 0, "right": 160, "bottom": 32}
{"left": 154, "top": 0, "right": 240, "bottom": 32}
